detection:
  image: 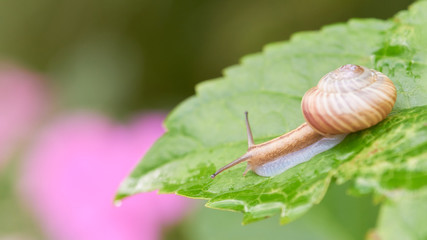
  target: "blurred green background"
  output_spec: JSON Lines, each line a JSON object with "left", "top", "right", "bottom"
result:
{"left": 0, "top": 0, "right": 415, "bottom": 116}
{"left": 0, "top": 0, "right": 415, "bottom": 239}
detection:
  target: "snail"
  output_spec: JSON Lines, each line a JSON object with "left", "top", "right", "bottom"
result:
{"left": 211, "top": 64, "right": 397, "bottom": 178}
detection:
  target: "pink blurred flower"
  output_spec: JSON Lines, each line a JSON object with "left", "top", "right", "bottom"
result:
{"left": 20, "top": 112, "right": 191, "bottom": 240}
{"left": 0, "top": 65, "right": 48, "bottom": 170}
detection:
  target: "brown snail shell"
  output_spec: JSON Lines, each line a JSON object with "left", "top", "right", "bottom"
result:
{"left": 302, "top": 64, "right": 397, "bottom": 136}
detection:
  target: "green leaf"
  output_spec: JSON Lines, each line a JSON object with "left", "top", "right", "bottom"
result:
{"left": 117, "top": 1, "right": 427, "bottom": 225}
{"left": 335, "top": 107, "right": 427, "bottom": 195}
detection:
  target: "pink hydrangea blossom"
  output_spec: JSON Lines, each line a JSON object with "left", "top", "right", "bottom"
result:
{"left": 20, "top": 112, "right": 191, "bottom": 240}
{"left": 0, "top": 65, "right": 48, "bottom": 170}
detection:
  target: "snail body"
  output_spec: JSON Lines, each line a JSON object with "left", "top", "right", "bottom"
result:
{"left": 211, "top": 64, "right": 397, "bottom": 178}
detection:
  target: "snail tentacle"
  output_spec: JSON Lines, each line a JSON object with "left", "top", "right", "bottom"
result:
{"left": 245, "top": 111, "right": 255, "bottom": 148}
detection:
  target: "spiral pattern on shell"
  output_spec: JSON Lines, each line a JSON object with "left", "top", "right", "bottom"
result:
{"left": 301, "top": 64, "right": 397, "bottom": 136}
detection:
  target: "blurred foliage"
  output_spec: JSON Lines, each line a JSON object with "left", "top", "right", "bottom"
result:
{"left": 372, "top": 188, "right": 427, "bottom": 240}
{"left": 170, "top": 183, "right": 378, "bottom": 240}
{"left": 0, "top": 160, "right": 43, "bottom": 238}
{"left": 0, "top": 0, "right": 414, "bottom": 116}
